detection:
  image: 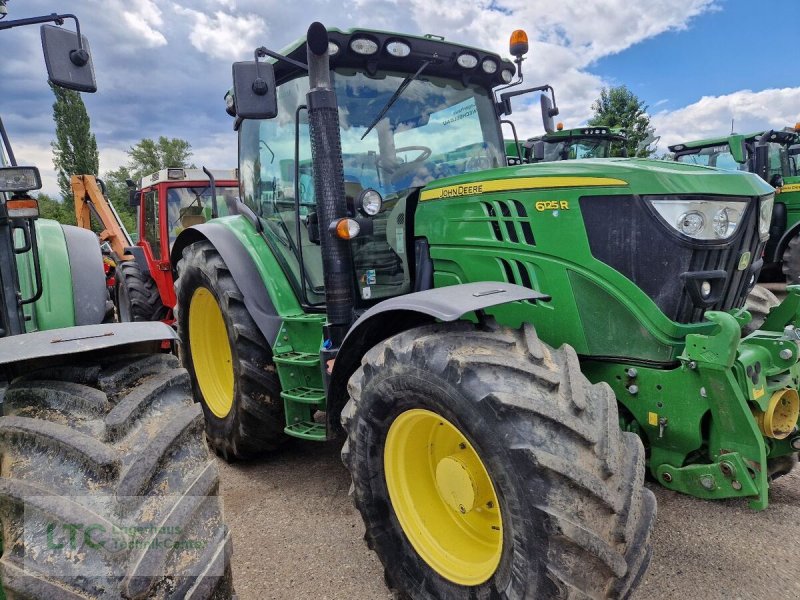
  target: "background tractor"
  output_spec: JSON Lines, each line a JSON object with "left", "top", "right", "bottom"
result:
{"left": 173, "top": 22, "right": 799, "bottom": 599}
{"left": 0, "top": 8, "right": 232, "bottom": 598}
{"left": 670, "top": 127, "right": 800, "bottom": 284}
{"left": 73, "top": 169, "right": 238, "bottom": 323}
{"left": 507, "top": 124, "right": 628, "bottom": 165}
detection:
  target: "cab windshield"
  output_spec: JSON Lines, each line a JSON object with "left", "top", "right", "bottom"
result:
{"left": 166, "top": 185, "right": 239, "bottom": 243}
{"left": 541, "top": 137, "right": 617, "bottom": 161}
{"left": 675, "top": 141, "right": 795, "bottom": 179}
{"left": 239, "top": 69, "right": 504, "bottom": 306}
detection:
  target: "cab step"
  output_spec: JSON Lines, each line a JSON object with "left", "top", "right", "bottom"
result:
{"left": 280, "top": 386, "right": 325, "bottom": 404}
{"left": 273, "top": 351, "right": 319, "bottom": 366}
{"left": 284, "top": 420, "right": 326, "bottom": 441}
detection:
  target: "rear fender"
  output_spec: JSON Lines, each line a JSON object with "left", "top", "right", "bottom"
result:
{"left": 0, "top": 322, "right": 176, "bottom": 376}
{"left": 326, "top": 282, "right": 548, "bottom": 431}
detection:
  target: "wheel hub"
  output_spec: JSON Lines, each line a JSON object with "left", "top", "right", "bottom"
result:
{"left": 435, "top": 455, "right": 477, "bottom": 514}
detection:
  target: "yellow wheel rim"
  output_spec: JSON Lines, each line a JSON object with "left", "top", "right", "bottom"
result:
{"left": 189, "top": 287, "right": 234, "bottom": 419}
{"left": 384, "top": 409, "right": 502, "bottom": 586}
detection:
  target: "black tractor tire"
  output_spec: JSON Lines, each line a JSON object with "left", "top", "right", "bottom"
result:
{"left": 341, "top": 320, "right": 656, "bottom": 600}
{"left": 116, "top": 260, "right": 165, "bottom": 322}
{"left": 782, "top": 234, "right": 800, "bottom": 285}
{"left": 767, "top": 454, "right": 798, "bottom": 481}
{"left": 0, "top": 353, "right": 234, "bottom": 599}
{"left": 174, "top": 240, "right": 286, "bottom": 460}
{"left": 742, "top": 284, "right": 780, "bottom": 336}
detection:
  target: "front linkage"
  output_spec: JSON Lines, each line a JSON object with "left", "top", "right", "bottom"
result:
{"left": 588, "top": 289, "right": 800, "bottom": 510}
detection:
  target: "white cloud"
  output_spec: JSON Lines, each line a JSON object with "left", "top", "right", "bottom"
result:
{"left": 117, "top": 0, "right": 168, "bottom": 47}
{"left": 173, "top": 5, "right": 267, "bottom": 61}
{"left": 652, "top": 87, "right": 800, "bottom": 150}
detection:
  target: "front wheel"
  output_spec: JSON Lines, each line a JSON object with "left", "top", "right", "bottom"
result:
{"left": 342, "top": 321, "right": 655, "bottom": 599}
{"left": 175, "top": 240, "right": 287, "bottom": 460}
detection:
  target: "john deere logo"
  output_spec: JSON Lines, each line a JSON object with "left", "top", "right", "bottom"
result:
{"left": 738, "top": 251, "right": 751, "bottom": 271}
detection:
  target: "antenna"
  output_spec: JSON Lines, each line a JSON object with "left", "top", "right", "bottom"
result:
{"left": 731, "top": 118, "right": 734, "bottom": 135}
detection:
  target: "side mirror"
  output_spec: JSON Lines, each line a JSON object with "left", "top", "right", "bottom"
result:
{"left": 232, "top": 61, "right": 278, "bottom": 119}
{"left": 40, "top": 24, "right": 96, "bottom": 93}
{"left": 728, "top": 134, "right": 746, "bottom": 164}
{"left": 540, "top": 95, "right": 556, "bottom": 134}
{"left": 531, "top": 140, "right": 545, "bottom": 162}
{"left": 129, "top": 190, "right": 142, "bottom": 208}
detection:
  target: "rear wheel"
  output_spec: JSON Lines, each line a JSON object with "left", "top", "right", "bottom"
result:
{"left": 342, "top": 321, "right": 655, "bottom": 599}
{"left": 175, "top": 240, "right": 286, "bottom": 460}
{"left": 782, "top": 234, "right": 800, "bottom": 285}
{"left": 0, "top": 353, "right": 233, "bottom": 598}
{"left": 116, "top": 260, "right": 165, "bottom": 322}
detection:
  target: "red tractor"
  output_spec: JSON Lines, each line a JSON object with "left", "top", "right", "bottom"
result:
{"left": 121, "top": 167, "right": 239, "bottom": 322}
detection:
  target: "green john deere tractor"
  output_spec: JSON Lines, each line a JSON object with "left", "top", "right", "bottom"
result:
{"left": 670, "top": 127, "right": 800, "bottom": 283}
{"left": 0, "top": 9, "right": 232, "bottom": 598}
{"left": 173, "top": 22, "right": 799, "bottom": 598}
{"left": 506, "top": 125, "right": 628, "bottom": 165}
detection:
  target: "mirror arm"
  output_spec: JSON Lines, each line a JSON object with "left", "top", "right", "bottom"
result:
{"left": 202, "top": 166, "right": 218, "bottom": 219}
{"left": 0, "top": 13, "right": 82, "bottom": 47}
{"left": 497, "top": 84, "right": 556, "bottom": 117}
{"left": 254, "top": 47, "right": 308, "bottom": 72}
{"left": 0, "top": 114, "right": 17, "bottom": 166}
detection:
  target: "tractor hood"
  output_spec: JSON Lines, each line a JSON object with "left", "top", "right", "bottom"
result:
{"left": 420, "top": 158, "right": 775, "bottom": 202}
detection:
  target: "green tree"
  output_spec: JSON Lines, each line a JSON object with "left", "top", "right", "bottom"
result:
{"left": 588, "top": 86, "right": 656, "bottom": 158}
{"left": 126, "top": 137, "right": 195, "bottom": 181}
{"left": 102, "top": 166, "right": 138, "bottom": 234}
{"left": 50, "top": 84, "right": 99, "bottom": 200}
{"left": 36, "top": 192, "right": 76, "bottom": 226}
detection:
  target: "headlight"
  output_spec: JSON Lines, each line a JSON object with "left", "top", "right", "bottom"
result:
{"left": 759, "top": 194, "right": 774, "bottom": 236}
{"left": 456, "top": 53, "right": 478, "bottom": 68}
{"left": 648, "top": 197, "right": 747, "bottom": 241}
{"left": 385, "top": 41, "right": 411, "bottom": 57}
{"left": 350, "top": 37, "right": 378, "bottom": 55}
{"left": 358, "top": 188, "right": 383, "bottom": 216}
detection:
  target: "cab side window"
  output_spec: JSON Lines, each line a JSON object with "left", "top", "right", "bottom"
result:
{"left": 143, "top": 190, "right": 161, "bottom": 259}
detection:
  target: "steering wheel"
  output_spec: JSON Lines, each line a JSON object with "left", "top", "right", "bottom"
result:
{"left": 378, "top": 145, "right": 432, "bottom": 173}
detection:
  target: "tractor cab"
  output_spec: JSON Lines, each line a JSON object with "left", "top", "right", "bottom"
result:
{"left": 508, "top": 125, "right": 627, "bottom": 164}
{"left": 133, "top": 167, "right": 239, "bottom": 259}
{"left": 231, "top": 28, "right": 538, "bottom": 309}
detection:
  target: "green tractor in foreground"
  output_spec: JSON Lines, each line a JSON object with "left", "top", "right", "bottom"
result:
{"left": 0, "top": 10, "right": 232, "bottom": 598}
{"left": 174, "top": 22, "right": 798, "bottom": 598}
{"left": 670, "top": 127, "right": 800, "bottom": 283}
{"left": 507, "top": 124, "right": 628, "bottom": 165}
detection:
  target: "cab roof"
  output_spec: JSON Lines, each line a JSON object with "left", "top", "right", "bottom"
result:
{"left": 270, "top": 27, "right": 516, "bottom": 90}
{"left": 527, "top": 126, "right": 626, "bottom": 142}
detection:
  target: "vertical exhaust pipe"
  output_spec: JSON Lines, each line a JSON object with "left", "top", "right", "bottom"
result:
{"left": 305, "top": 22, "right": 354, "bottom": 347}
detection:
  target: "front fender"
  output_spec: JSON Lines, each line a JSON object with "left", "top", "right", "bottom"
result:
{"left": 172, "top": 219, "right": 292, "bottom": 346}
{"left": 327, "top": 282, "right": 548, "bottom": 430}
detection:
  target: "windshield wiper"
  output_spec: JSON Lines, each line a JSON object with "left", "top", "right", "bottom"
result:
{"left": 360, "top": 60, "right": 430, "bottom": 141}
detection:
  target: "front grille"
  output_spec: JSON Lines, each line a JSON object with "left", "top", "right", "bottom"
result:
{"left": 481, "top": 199, "right": 536, "bottom": 245}
{"left": 581, "top": 195, "right": 764, "bottom": 324}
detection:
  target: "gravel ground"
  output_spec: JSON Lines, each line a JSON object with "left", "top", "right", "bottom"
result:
{"left": 219, "top": 440, "right": 800, "bottom": 600}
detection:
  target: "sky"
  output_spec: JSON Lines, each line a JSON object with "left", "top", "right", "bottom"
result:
{"left": 0, "top": 0, "right": 798, "bottom": 197}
